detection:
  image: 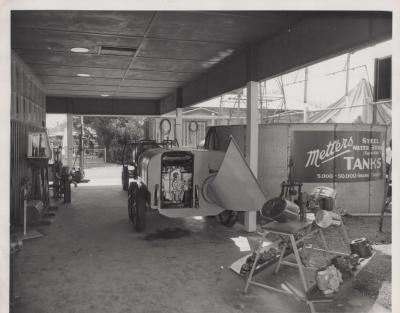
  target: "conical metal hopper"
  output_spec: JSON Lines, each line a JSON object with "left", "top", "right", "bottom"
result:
{"left": 206, "top": 138, "right": 267, "bottom": 211}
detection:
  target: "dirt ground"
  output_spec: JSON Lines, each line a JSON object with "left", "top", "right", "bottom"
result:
{"left": 339, "top": 215, "right": 392, "bottom": 310}
{"left": 11, "top": 165, "right": 392, "bottom": 313}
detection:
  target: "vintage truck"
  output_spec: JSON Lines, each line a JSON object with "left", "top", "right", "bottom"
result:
{"left": 127, "top": 138, "right": 266, "bottom": 232}
{"left": 121, "top": 139, "right": 178, "bottom": 191}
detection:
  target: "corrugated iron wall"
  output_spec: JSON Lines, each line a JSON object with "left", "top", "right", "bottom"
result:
{"left": 10, "top": 52, "right": 46, "bottom": 226}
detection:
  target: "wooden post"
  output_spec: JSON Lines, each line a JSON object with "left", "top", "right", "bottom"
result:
{"left": 245, "top": 81, "right": 259, "bottom": 232}
{"left": 303, "top": 67, "right": 309, "bottom": 123}
{"left": 345, "top": 53, "right": 351, "bottom": 96}
{"left": 79, "top": 115, "right": 84, "bottom": 169}
{"left": 23, "top": 187, "right": 27, "bottom": 236}
{"left": 175, "top": 108, "right": 183, "bottom": 146}
{"left": 66, "top": 114, "right": 73, "bottom": 168}
{"left": 211, "top": 113, "right": 215, "bottom": 126}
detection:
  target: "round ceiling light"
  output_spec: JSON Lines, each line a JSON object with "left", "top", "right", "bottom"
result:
{"left": 77, "top": 73, "right": 90, "bottom": 77}
{"left": 71, "top": 47, "right": 89, "bottom": 53}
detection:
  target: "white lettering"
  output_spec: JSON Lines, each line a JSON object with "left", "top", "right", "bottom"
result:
{"left": 305, "top": 150, "right": 320, "bottom": 168}
{"left": 341, "top": 157, "right": 382, "bottom": 170}
{"left": 377, "top": 158, "right": 382, "bottom": 169}
{"left": 353, "top": 158, "right": 362, "bottom": 170}
{"left": 344, "top": 157, "right": 354, "bottom": 170}
{"left": 305, "top": 137, "right": 353, "bottom": 168}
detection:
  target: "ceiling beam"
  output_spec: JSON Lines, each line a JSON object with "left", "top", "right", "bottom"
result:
{"left": 37, "top": 74, "right": 183, "bottom": 84}
{"left": 12, "top": 25, "right": 246, "bottom": 47}
{"left": 45, "top": 83, "right": 174, "bottom": 90}
{"left": 24, "top": 61, "right": 201, "bottom": 74}
{"left": 16, "top": 47, "right": 222, "bottom": 63}
{"left": 46, "top": 96, "right": 160, "bottom": 115}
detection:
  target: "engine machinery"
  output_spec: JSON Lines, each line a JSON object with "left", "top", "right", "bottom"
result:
{"left": 128, "top": 138, "right": 266, "bottom": 232}
{"left": 121, "top": 139, "right": 178, "bottom": 191}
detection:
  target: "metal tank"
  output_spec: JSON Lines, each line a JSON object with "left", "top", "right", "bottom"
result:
{"left": 128, "top": 139, "right": 266, "bottom": 232}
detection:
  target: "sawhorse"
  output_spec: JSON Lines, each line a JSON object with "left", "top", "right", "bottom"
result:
{"left": 243, "top": 218, "right": 350, "bottom": 313}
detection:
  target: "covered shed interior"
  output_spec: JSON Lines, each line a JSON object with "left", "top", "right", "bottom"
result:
{"left": 8, "top": 9, "right": 393, "bottom": 313}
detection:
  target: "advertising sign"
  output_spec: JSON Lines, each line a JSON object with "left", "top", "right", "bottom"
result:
{"left": 291, "top": 131, "right": 384, "bottom": 182}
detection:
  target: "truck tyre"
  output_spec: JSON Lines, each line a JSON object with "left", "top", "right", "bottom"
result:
{"left": 122, "top": 166, "right": 129, "bottom": 191}
{"left": 128, "top": 182, "right": 147, "bottom": 232}
{"left": 218, "top": 210, "right": 238, "bottom": 227}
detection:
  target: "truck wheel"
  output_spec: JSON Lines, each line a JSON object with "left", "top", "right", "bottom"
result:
{"left": 218, "top": 210, "right": 238, "bottom": 227}
{"left": 122, "top": 166, "right": 129, "bottom": 191}
{"left": 128, "top": 183, "right": 146, "bottom": 232}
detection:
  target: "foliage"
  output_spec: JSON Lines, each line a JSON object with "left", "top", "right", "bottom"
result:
{"left": 82, "top": 117, "right": 145, "bottom": 163}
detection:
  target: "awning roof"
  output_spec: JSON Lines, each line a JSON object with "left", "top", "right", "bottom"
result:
{"left": 12, "top": 11, "right": 305, "bottom": 99}
{"left": 11, "top": 11, "right": 392, "bottom": 115}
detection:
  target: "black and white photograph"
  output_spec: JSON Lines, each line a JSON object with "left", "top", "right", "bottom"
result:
{"left": 1, "top": 2, "right": 398, "bottom": 313}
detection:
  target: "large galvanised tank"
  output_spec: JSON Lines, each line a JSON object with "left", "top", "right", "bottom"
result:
{"left": 207, "top": 123, "right": 388, "bottom": 215}
{"left": 138, "top": 148, "right": 227, "bottom": 218}
{"left": 129, "top": 140, "right": 266, "bottom": 232}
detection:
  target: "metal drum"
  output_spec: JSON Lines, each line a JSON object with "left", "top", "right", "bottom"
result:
{"left": 311, "top": 186, "right": 337, "bottom": 198}
{"left": 315, "top": 210, "right": 341, "bottom": 228}
{"left": 350, "top": 238, "right": 373, "bottom": 258}
{"left": 261, "top": 197, "right": 300, "bottom": 223}
{"left": 311, "top": 186, "right": 337, "bottom": 211}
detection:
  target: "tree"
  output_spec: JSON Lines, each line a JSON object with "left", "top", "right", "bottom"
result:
{"left": 83, "top": 117, "right": 145, "bottom": 163}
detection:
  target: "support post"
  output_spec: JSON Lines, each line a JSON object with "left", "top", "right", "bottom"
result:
{"left": 364, "top": 98, "right": 374, "bottom": 124}
{"left": 66, "top": 113, "right": 73, "bottom": 168}
{"left": 245, "top": 81, "right": 259, "bottom": 232}
{"left": 23, "top": 188, "right": 27, "bottom": 236}
{"left": 304, "top": 106, "right": 309, "bottom": 123}
{"left": 175, "top": 108, "right": 183, "bottom": 146}
{"left": 303, "top": 67, "right": 309, "bottom": 123}
{"left": 79, "top": 115, "right": 84, "bottom": 169}
{"left": 303, "top": 67, "right": 308, "bottom": 104}
{"left": 345, "top": 53, "right": 351, "bottom": 96}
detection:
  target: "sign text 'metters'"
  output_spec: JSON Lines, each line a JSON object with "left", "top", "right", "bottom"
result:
{"left": 291, "top": 131, "right": 384, "bottom": 182}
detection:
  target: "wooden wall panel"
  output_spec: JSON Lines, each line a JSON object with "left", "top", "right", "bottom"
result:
{"left": 10, "top": 51, "right": 46, "bottom": 226}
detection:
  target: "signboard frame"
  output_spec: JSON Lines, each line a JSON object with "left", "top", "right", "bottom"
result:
{"left": 291, "top": 130, "right": 385, "bottom": 183}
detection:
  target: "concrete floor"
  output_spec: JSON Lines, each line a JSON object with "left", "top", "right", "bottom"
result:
{"left": 13, "top": 165, "right": 388, "bottom": 313}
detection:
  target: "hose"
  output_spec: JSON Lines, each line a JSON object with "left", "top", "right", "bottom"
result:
{"left": 188, "top": 120, "right": 199, "bottom": 133}
{"left": 159, "top": 118, "right": 172, "bottom": 137}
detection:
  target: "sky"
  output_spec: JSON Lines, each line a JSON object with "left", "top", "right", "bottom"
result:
{"left": 195, "top": 39, "right": 392, "bottom": 110}
{"left": 47, "top": 39, "right": 391, "bottom": 128}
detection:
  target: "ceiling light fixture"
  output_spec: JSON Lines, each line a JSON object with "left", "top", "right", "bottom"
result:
{"left": 77, "top": 73, "right": 91, "bottom": 77}
{"left": 100, "top": 94, "right": 110, "bottom": 97}
{"left": 71, "top": 47, "right": 89, "bottom": 53}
